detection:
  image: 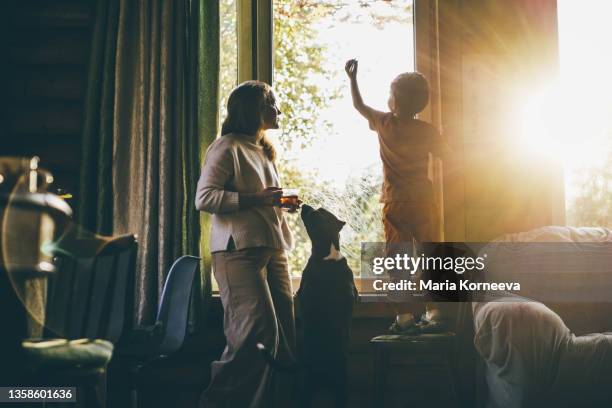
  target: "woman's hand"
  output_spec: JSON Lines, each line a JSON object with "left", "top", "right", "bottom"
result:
{"left": 257, "top": 187, "right": 283, "bottom": 206}
{"left": 239, "top": 187, "right": 282, "bottom": 209}
{"left": 345, "top": 59, "right": 358, "bottom": 81}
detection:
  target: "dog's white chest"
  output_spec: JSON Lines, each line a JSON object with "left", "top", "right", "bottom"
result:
{"left": 323, "top": 243, "right": 344, "bottom": 261}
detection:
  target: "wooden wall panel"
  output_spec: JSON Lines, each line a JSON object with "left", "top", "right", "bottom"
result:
{"left": 7, "top": 29, "right": 91, "bottom": 66}
{"left": 10, "top": 0, "right": 91, "bottom": 29}
{"left": 1, "top": 0, "right": 94, "bottom": 209}
{"left": 9, "top": 66, "right": 86, "bottom": 101}
{"left": 8, "top": 102, "right": 83, "bottom": 136}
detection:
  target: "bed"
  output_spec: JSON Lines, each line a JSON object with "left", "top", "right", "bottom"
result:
{"left": 471, "top": 226, "right": 612, "bottom": 407}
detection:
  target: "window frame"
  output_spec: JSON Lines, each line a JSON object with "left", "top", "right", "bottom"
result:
{"left": 235, "top": 0, "right": 443, "bottom": 293}
{"left": 237, "top": 0, "right": 440, "bottom": 117}
{"left": 237, "top": 0, "right": 273, "bottom": 84}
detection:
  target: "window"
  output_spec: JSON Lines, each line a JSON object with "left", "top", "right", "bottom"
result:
{"left": 556, "top": 0, "right": 612, "bottom": 227}
{"left": 519, "top": 1, "right": 612, "bottom": 227}
{"left": 212, "top": 0, "right": 418, "bottom": 292}
{"left": 220, "top": 0, "right": 238, "bottom": 129}
{"left": 272, "top": 0, "right": 416, "bottom": 289}
{"left": 211, "top": 0, "right": 238, "bottom": 293}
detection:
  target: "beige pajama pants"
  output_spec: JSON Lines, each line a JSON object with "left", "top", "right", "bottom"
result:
{"left": 199, "top": 247, "right": 296, "bottom": 408}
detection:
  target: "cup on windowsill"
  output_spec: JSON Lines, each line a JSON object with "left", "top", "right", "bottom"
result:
{"left": 280, "top": 188, "right": 300, "bottom": 212}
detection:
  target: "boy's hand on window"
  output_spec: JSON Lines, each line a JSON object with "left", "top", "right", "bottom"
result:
{"left": 345, "top": 59, "right": 358, "bottom": 80}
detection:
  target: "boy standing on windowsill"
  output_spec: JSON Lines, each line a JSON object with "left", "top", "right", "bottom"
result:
{"left": 345, "top": 59, "right": 452, "bottom": 332}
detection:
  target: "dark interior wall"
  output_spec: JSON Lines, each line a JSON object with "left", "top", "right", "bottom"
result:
{"left": 1, "top": 0, "right": 95, "bottom": 199}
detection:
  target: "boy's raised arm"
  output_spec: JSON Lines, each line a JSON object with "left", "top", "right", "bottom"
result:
{"left": 345, "top": 59, "right": 384, "bottom": 125}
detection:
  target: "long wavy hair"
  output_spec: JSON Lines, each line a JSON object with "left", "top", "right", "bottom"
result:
{"left": 221, "top": 80, "right": 277, "bottom": 161}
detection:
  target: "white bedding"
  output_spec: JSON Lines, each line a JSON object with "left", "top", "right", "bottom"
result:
{"left": 480, "top": 227, "right": 612, "bottom": 303}
{"left": 490, "top": 226, "right": 612, "bottom": 243}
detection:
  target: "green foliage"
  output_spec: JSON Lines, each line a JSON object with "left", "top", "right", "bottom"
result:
{"left": 273, "top": 1, "right": 339, "bottom": 151}
{"left": 273, "top": 0, "right": 389, "bottom": 276}
{"left": 568, "top": 152, "right": 612, "bottom": 227}
{"left": 219, "top": 0, "right": 238, "bottom": 125}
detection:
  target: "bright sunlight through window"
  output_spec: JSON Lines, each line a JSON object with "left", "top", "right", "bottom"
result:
{"left": 519, "top": 0, "right": 612, "bottom": 226}
{"left": 271, "top": 0, "right": 415, "bottom": 281}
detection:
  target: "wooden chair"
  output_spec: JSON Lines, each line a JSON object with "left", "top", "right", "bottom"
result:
{"left": 21, "top": 233, "right": 137, "bottom": 408}
{"left": 44, "top": 233, "right": 137, "bottom": 342}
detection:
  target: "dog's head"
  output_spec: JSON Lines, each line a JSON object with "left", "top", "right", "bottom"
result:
{"left": 301, "top": 204, "right": 346, "bottom": 247}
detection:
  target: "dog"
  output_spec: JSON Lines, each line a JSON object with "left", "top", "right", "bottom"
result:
{"left": 258, "top": 204, "right": 358, "bottom": 407}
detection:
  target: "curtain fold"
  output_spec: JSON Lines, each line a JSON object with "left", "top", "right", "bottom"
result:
{"left": 79, "top": 0, "right": 120, "bottom": 235}
{"left": 79, "top": 0, "right": 219, "bottom": 332}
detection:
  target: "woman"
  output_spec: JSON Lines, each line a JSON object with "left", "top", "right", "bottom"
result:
{"left": 196, "top": 81, "right": 296, "bottom": 408}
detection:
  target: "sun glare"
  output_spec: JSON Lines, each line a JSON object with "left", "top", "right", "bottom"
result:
{"left": 519, "top": 85, "right": 568, "bottom": 160}
{"left": 518, "top": 0, "right": 612, "bottom": 204}
{"left": 515, "top": 0, "right": 612, "bottom": 214}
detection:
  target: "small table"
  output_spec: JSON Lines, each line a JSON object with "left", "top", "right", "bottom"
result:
{"left": 370, "top": 332, "right": 458, "bottom": 408}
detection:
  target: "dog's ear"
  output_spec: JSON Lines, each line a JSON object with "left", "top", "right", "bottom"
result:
{"left": 318, "top": 208, "right": 346, "bottom": 230}
{"left": 301, "top": 204, "right": 314, "bottom": 219}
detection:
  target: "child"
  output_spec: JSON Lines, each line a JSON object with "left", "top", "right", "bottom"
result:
{"left": 345, "top": 59, "right": 451, "bottom": 332}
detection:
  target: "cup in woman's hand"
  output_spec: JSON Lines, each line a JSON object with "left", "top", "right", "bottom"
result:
{"left": 260, "top": 187, "right": 282, "bottom": 207}
{"left": 280, "top": 188, "right": 300, "bottom": 211}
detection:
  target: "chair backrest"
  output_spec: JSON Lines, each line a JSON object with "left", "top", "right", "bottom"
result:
{"left": 97, "top": 235, "right": 137, "bottom": 342}
{"left": 45, "top": 234, "right": 137, "bottom": 341}
{"left": 155, "top": 255, "right": 199, "bottom": 354}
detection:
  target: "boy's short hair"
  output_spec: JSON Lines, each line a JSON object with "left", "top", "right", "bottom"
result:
{"left": 391, "top": 72, "right": 430, "bottom": 117}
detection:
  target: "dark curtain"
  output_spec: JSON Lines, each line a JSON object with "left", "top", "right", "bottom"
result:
{"left": 79, "top": 0, "right": 219, "bottom": 332}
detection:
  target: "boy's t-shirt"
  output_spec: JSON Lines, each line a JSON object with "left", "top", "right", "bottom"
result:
{"left": 368, "top": 111, "right": 445, "bottom": 203}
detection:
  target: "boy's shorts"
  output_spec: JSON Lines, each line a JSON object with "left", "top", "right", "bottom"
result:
{"left": 382, "top": 201, "right": 441, "bottom": 244}
{"left": 382, "top": 201, "right": 456, "bottom": 321}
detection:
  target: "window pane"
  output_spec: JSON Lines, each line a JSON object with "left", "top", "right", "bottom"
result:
{"left": 557, "top": 0, "right": 612, "bottom": 227}
{"left": 220, "top": 0, "right": 238, "bottom": 129}
{"left": 211, "top": 0, "right": 237, "bottom": 293}
{"left": 273, "top": 0, "right": 415, "bottom": 286}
